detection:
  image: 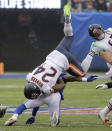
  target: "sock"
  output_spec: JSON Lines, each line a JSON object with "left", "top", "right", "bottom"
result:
{"left": 14, "top": 104, "right": 26, "bottom": 115}
{"left": 102, "top": 106, "right": 110, "bottom": 118}
{"left": 12, "top": 114, "right": 18, "bottom": 119}
{"left": 64, "top": 23, "right": 73, "bottom": 36}
{"left": 32, "top": 107, "right": 39, "bottom": 116}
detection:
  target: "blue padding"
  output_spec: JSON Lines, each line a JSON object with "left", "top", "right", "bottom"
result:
{"left": 70, "top": 12, "right": 112, "bottom": 70}
{"left": 0, "top": 74, "right": 26, "bottom": 78}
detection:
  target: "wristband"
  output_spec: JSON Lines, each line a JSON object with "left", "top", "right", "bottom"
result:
{"left": 89, "top": 51, "right": 95, "bottom": 57}
{"left": 82, "top": 77, "right": 87, "bottom": 82}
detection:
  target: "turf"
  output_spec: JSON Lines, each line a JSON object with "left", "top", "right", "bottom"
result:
{"left": 0, "top": 76, "right": 112, "bottom": 131}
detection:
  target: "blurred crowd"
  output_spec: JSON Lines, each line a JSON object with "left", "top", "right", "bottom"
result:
{"left": 66, "top": 0, "right": 112, "bottom": 12}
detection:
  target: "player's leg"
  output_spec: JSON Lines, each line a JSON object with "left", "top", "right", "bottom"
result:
{"left": 5, "top": 96, "right": 44, "bottom": 126}
{"left": 56, "top": 5, "right": 85, "bottom": 77}
{"left": 0, "top": 104, "right": 7, "bottom": 118}
{"left": 46, "top": 92, "right": 61, "bottom": 127}
{"left": 56, "top": 36, "right": 85, "bottom": 77}
{"left": 64, "top": 4, "right": 73, "bottom": 36}
{"left": 26, "top": 107, "right": 39, "bottom": 124}
{"left": 98, "top": 98, "right": 112, "bottom": 126}
{"left": 56, "top": 4, "right": 73, "bottom": 52}
{"left": 4, "top": 103, "right": 27, "bottom": 126}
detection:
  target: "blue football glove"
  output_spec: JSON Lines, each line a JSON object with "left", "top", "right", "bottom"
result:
{"left": 26, "top": 116, "right": 35, "bottom": 124}
{"left": 87, "top": 75, "right": 98, "bottom": 82}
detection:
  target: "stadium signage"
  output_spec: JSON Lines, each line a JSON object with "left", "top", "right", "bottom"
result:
{"left": 0, "top": 0, "right": 61, "bottom": 9}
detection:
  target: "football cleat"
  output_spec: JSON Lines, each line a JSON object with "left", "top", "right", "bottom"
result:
{"left": 98, "top": 111, "right": 111, "bottom": 125}
{"left": 4, "top": 117, "right": 17, "bottom": 126}
{"left": 0, "top": 104, "right": 7, "bottom": 118}
{"left": 64, "top": 4, "right": 71, "bottom": 23}
{"left": 51, "top": 112, "right": 58, "bottom": 127}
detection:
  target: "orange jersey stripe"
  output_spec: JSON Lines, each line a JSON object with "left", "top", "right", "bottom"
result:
{"left": 69, "top": 64, "right": 85, "bottom": 76}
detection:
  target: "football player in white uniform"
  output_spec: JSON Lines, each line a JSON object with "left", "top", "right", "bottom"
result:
{"left": 81, "top": 24, "right": 112, "bottom": 126}
{"left": 25, "top": 71, "right": 96, "bottom": 125}
{"left": 4, "top": 5, "right": 97, "bottom": 126}
{"left": 4, "top": 72, "right": 96, "bottom": 126}
{"left": 24, "top": 4, "right": 86, "bottom": 99}
{"left": 81, "top": 24, "right": 112, "bottom": 74}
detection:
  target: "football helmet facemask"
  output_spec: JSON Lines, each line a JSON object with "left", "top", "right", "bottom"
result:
{"left": 88, "top": 24, "right": 105, "bottom": 41}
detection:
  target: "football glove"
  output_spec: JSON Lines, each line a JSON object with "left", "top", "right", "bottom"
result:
{"left": 26, "top": 116, "right": 35, "bottom": 124}
{"left": 90, "top": 42, "right": 106, "bottom": 56}
{"left": 87, "top": 75, "right": 98, "bottom": 82}
{"left": 96, "top": 84, "right": 108, "bottom": 90}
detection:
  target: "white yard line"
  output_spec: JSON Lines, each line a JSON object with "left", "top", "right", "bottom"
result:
{"left": 0, "top": 85, "right": 24, "bottom": 88}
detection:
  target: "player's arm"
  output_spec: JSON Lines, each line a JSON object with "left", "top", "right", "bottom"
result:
{"left": 63, "top": 75, "right": 97, "bottom": 82}
{"left": 81, "top": 54, "right": 93, "bottom": 73}
{"left": 62, "top": 75, "right": 82, "bottom": 82}
{"left": 81, "top": 42, "right": 106, "bottom": 73}
{"left": 51, "top": 75, "right": 88, "bottom": 93}
{"left": 81, "top": 43, "right": 95, "bottom": 73}
{"left": 52, "top": 78, "right": 65, "bottom": 93}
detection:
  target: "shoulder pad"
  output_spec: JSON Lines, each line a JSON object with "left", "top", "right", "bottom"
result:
{"left": 105, "top": 28, "right": 112, "bottom": 34}
{"left": 26, "top": 73, "right": 32, "bottom": 82}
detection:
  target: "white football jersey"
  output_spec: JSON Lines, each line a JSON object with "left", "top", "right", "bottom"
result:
{"left": 81, "top": 30, "right": 112, "bottom": 73}
{"left": 92, "top": 32, "right": 112, "bottom": 53}
{"left": 46, "top": 50, "right": 69, "bottom": 70}
{"left": 26, "top": 50, "right": 69, "bottom": 92}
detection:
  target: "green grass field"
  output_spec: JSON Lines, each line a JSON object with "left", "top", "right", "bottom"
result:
{"left": 0, "top": 76, "right": 112, "bottom": 131}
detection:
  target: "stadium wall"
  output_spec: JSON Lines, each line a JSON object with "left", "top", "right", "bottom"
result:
{"left": 0, "top": 10, "right": 63, "bottom": 71}
{"left": 0, "top": 11, "right": 112, "bottom": 71}
{"left": 71, "top": 12, "right": 112, "bottom": 71}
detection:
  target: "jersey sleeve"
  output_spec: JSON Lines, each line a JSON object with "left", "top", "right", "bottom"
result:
{"left": 81, "top": 54, "right": 93, "bottom": 73}
{"left": 26, "top": 73, "right": 32, "bottom": 82}
{"left": 106, "top": 28, "right": 112, "bottom": 33}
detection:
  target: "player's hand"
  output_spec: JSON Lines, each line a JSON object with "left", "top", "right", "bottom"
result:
{"left": 96, "top": 84, "right": 108, "bottom": 90}
{"left": 87, "top": 75, "right": 98, "bottom": 82}
{"left": 90, "top": 44, "right": 105, "bottom": 55}
{"left": 26, "top": 116, "right": 35, "bottom": 124}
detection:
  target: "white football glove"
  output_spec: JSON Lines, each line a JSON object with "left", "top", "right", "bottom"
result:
{"left": 96, "top": 84, "right": 108, "bottom": 90}
{"left": 90, "top": 43, "right": 106, "bottom": 55}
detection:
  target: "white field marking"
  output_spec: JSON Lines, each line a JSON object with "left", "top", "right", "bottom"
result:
{"left": 0, "top": 85, "right": 24, "bottom": 88}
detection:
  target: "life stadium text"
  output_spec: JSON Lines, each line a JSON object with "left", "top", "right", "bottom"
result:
{"left": 0, "top": 0, "right": 61, "bottom": 9}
